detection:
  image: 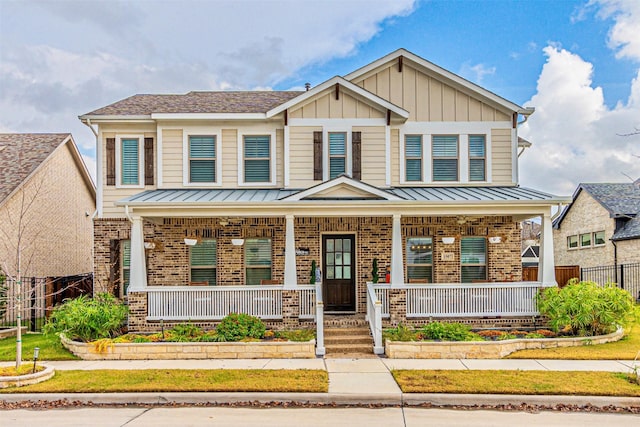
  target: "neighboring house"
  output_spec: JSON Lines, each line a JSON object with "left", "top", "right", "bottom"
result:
{"left": 80, "top": 49, "right": 569, "bottom": 347}
{"left": 0, "top": 133, "right": 96, "bottom": 278}
{"left": 553, "top": 181, "right": 640, "bottom": 269}
{"left": 521, "top": 245, "right": 539, "bottom": 267}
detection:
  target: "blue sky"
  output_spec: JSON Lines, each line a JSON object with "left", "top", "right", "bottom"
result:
{"left": 1, "top": 0, "right": 639, "bottom": 195}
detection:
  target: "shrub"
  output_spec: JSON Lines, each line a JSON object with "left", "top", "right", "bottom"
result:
{"left": 420, "top": 322, "right": 481, "bottom": 341}
{"left": 275, "top": 329, "right": 315, "bottom": 342}
{"left": 383, "top": 324, "right": 418, "bottom": 341}
{"left": 43, "top": 293, "right": 128, "bottom": 342}
{"left": 164, "top": 323, "right": 203, "bottom": 342}
{"left": 215, "top": 313, "right": 266, "bottom": 342}
{"left": 536, "top": 279, "right": 637, "bottom": 336}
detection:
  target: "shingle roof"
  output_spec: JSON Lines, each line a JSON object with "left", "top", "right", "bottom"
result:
{"left": 0, "top": 133, "right": 70, "bottom": 203}
{"left": 613, "top": 216, "right": 640, "bottom": 241}
{"left": 580, "top": 182, "right": 640, "bottom": 216}
{"left": 82, "top": 91, "right": 304, "bottom": 116}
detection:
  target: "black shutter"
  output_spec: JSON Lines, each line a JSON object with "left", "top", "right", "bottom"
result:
{"left": 144, "top": 137, "right": 154, "bottom": 185}
{"left": 313, "top": 131, "right": 323, "bottom": 180}
{"left": 106, "top": 138, "right": 116, "bottom": 185}
{"left": 352, "top": 131, "right": 361, "bottom": 180}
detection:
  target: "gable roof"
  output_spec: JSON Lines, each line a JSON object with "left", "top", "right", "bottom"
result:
{"left": 344, "top": 48, "right": 533, "bottom": 116}
{"left": 0, "top": 133, "right": 93, "bottom": 204}
{"left": 281, "top": 175, "right": 405, "bottom": 201}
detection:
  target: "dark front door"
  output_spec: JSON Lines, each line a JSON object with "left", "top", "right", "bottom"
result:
{"left": 322, "top": 235, "right": 355, "bottom": 312}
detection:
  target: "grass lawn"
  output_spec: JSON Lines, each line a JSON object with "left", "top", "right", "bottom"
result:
{"left": 0, "top": 369, "right": 328, "bottom": 393}
{"left": 506, "top": 321, "right": 640, "bottom": 360}
{"left": 393, "top": 370, "right": 640, "bottom": 396}
{"left": 0, "top": 333, "right": 78, "bottom": 361}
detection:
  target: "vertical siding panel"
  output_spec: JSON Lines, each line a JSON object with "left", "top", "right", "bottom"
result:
{"left": 469, "top": 98, "right": 482, "bottom": 121}
{"left": 276, "top": 129, "right": 284, "bottom": 186}
{"left": 491, "top": 128, "right": 513, "bottom": 185}
{"left": 316, "top": 94, "right": 330, "bottom": 118}
{"left": 390, "top": 128, "right": 400, "bottom": 186}
{"left": 364, "top": 75, "right": 377, "bottom": 94}
{"left": 162, "top": 129, "right": 182, "bottom": 187}
{"left": 329, "top": 91, "right": 343, "bottom": 118}
{"left": 343, "top": 94, "right": 357, "bottom": 117}
{"left": 377, "top": 67, "right": 391, "bottom": 101}
{"left": 403, "top": 65, "right": 417, "bottom": 121}
{"left": 482, "top": 103, "right": 495, "bottom": 121}
{"left": 221, "top": 129, "right": 237, "bottom": 186}
{"left": 455, "top": 91, "right": 469, "bottom": 122}
{"left": 302, "top": 102, "right": 316, "bottom": 118}
{"left": 415, "top": 72, "right": 430, "bottom": 122}
{"left": 442, "top": 85, "right": 456, "bottom": 121}
{"left": 389, "top": 66, "right": 403, "bottom": 107}
{"left": 430, "top": 80, "right": 443, "bottom": 121}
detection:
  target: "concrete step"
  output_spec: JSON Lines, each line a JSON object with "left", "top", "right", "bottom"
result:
{"left": 325, "top": 327, "right": 371, "bottom": 337}
{"left": 325, "top": 343, "right": 374, "bottom": 354}
{"left": 324, "top": 335, "right": 373, "bottom": 345}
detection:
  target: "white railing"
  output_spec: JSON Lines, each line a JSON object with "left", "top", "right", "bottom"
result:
{"left": 146, "top": 286, "right": 283, "bottom": 321}
{"left": 297, "top": 285, "right": 315, "bottom": 320}
{"left": 405, "top": 281, "right": 550, "bottom": 318}
{"left": 373, "top": 284, "right": 390, "bottom": 318}
{"left": 366, "top": 283, "right": 384, "bottom": 354}
{"left": 314, "top": 282, "right": 325, "bottom": 356}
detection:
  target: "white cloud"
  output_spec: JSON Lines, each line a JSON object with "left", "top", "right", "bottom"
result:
{"left": 519, "top": 45, "right": 640, "bottom": 195}
{"left": 594, "top": 0, "right": 640, "bottom": 61}
{"left": 459, "top": 63, "right": 496, "bottom": 84}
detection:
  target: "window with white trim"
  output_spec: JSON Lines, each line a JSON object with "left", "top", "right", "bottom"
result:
{"left": 567, "top": 235, "right": 578, "bottom": 249}
{"left": 189, "top": 136, "right": 216, "bottom": 183}
{"left": 121, "top": 138, "right": 140, "bottom": 185}
{"left": 245, "top": 238, "right": 272, "bottom": 285}
{"left": 432, "top": 135, "right": 458, "bottom": 181}
{"left": 405, "top": 135, "right": 422, "bottom": 182}
{"left": 244, "top": 135, "right": 270, "bottom": 183}
{"left": 406, "top": 237, "right": 432, "bottom": 282}
{"left": 469, "top": 135, "right": 486, "bottom": 181}
{"left": 580, "top": 233, "right": 591, "bottom": 247}
{"left": 461, "top": 237, "right": 487, "bottom": 282}
{"left": 593, "top": 231, "right": 605, "bottom": 246}
{"left": 190, "top": 239, "right": 217, "bottom": 285}
{"left": 329, "top": 132, "right": 346, "bottom": 179}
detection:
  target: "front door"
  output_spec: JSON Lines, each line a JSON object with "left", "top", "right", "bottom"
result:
{"left": 322, "top": 235, "right": 355, "bottom": 312}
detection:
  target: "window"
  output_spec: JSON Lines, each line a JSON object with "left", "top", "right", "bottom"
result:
{"left": 461, "top": 237, "right": 486, "bottom": 282}
{"left": 406, "top": 237, "right": 432, "bottom": 282}
{"left": 405, "top": 135, "right": 422, "bottom": 182}
{"left": 593, "top": 231, "right": 606, "bottom": 246}
{"left": 189, "top": 136, "right": 216, "bottom": 183}
{"left": 121, "top": 240, "right": 131, "bottom": 295}
{"left": 469, "top": 135, "right": 486, "bottom": 181}
{"left": 244, "top": 135, "right": 270, "bottom": 182}
{"left": 432, "top": 135, "right": 458, "bottom": 181}
{"left": 580, "top": 233, "right": 591, "bottom": 248}
{"left": 121, "top": 138, "right": 140, "bottom": 185}
{"left": 245, "top": 238, "right": 272, "bottom": 285}
{"left": 190, "top": 239, "right": 217, "bottom": 285}
{"left": 329, "top": 132, "right": 346, "bottom": 179}
{"left": 567, "top": 235, "right": 578, "bottom": 249}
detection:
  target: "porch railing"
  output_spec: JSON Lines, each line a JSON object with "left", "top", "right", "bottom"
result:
{"left": 298, "top": 285, "right": 315, "bottom": 320}
{"left": 405, "top": 281, "right": 549, "bottom": 318}
{"left": 314, "top": 282, "right": 325, "bottom": 356}
{"left": 365, "top": 283, "right": 384, "bottom": 354}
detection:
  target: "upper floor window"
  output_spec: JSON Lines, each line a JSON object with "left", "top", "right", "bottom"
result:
{"left": 121, "top": 138, "right": 140, "bottom": 185}
{"left": 244, "top": 135, "right": 270, "bottom": 183}
{"left": 245, "top": 238, "right": 272, "bottom": 285}
{"left": 329, "top": 132, "right": 346, "bottom": 179}
{"left": 580, "top": 233, "right": 591, "bottom": 247}
{"left": 469, "top": 135, "right": 486, "bottom": 181}
{"left": 406, "top": 237, "right": 432, "bottom": 283}
{"left": 405, "top": 135, "right": 422, "bottom": 182}
{"left": 593, "top": 231, "right": 605, "bottom": 246}
{"left": 190, "top": 239, "right": 217, "bottom": 285}
{"left": 567, "top": 235, "right": 578, "bottom": 249}
{"left": 432, "top": 135, "right": 458, "bottom": 181}
{"left": 461, "top": 237, "right": 486, "bottom": 282}
{"left": 189, "top": 136, "right": 216, "bottom": 183}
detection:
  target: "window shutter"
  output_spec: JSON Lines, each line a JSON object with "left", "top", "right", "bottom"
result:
{"left": 313, "top": 131, "right": 323, "bottom": 180}
{"left": 109, "top": 239, "right": 120, "bottom": 297}
{"left": 352, "top": 131, "right": 361, "bottom": 180}
{"left": 106, "top": 138, "right": 116, "bottom": 186}
{"left": 144, "top": 137, "right": 154, "bottom": 185}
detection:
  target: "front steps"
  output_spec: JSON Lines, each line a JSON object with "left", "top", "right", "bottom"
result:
{"left": 324, "top": 326, "right": 376, "bottom": 358}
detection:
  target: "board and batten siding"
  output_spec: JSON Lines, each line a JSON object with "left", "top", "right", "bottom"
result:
{"left": 490, "top": 128, "right": 513, "bottom": 185}
{"left": 289, "top": 91, "right": 385, "bottom": 119}
{"left": 352, "top": 62, "right": 511, "bottom": 123}
{"left": 357, "top": 126, "right": 386, "bottom": 186}
{"left": 288, "top": 126, "right": 319, "bottom": 189}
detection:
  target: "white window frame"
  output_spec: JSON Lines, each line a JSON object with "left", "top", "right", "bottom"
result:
{"left": 404, "top": 135, "right": 423, "bottom": 182}
{"left": 323, "top": 126, "right": 352, "bottom": 181}
{"left": 579, "top": 232, "right": 592, "bottom": 248}
{"left": 567, "top": 235, "right": 578, "bottom": 250}
{"left": 115, "top": 134, "right": 145, "bottom": 189}
{"left": 238, "top": 130, "right": 277, "bottom": 186}
{"left": 468, "top": 134, "right": 487, "bottom": 182}
{"left": 182, "top": 127, "right": 222, "bottom": 187}
{"left": 593, "top": 230, "right": 606, "bottom": 247}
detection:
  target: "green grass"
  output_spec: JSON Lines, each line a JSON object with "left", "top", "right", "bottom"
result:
{"left": 0, "top": 369, "right": 328, "bottom": 393}
{"left": 507, "top": 321, "right": 640, "bottom": 360}
{"left": 392, "top": 370, "right": 640, "bottom": 396}
{"left": 0, "top": 333, "right": 78, "bottom": 361}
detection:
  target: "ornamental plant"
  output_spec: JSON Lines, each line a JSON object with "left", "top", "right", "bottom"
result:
{"left": 420, "top": 321, "right": 482, "bottom": 341}
{"left": 215, "top": 312, "right": 266, "bottom": 342}
{"left": 536, "top": 279, "right": 637, "bottom": 336}
{"left": 43, "top": 293, "right": 128, "bottom": 342}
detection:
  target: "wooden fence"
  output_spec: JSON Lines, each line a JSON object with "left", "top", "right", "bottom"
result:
{"left": 522, "top": 266, "right": 580, "bottom": 287}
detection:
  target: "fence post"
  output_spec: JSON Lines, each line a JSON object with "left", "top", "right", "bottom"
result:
{"left": 620, "top": 264, "right": 625, "bottom": 289}
{"left": 30, "top": 277, "right": 36, "bottom": 332}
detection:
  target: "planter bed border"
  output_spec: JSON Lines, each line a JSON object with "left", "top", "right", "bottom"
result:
{"left": 0, "top": 365, "right": 55, "bottom": 389}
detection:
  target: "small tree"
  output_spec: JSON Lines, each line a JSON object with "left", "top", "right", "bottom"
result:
{"left": 310, "top": 260, "right": 317, "bottom": 285}
{"left": 371, "top": 258, "right": 379, "bottom": 283}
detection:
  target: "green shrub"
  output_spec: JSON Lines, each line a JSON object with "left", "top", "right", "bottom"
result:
{"left": 164, "top": 323, "right": 203, "bottom": 342}
{"left": 275, "top": 329, "right": 315, "bottom": 342}
{"left": 383, "top": 324, "right": 418, "bottom": 341}
{"left": 215, "top": 313, "right": 266, "bottom": 342}
{"left": 537, "top": 279, "right": 637, "bottom": 336}
{"left": 43, "top": 293, "right": 128, "bottom": 342}
{"left": 420, "top": 322, "right": 482, "bottom": 341}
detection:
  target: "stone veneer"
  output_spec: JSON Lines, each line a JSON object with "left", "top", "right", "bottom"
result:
{"left": 95, "top": 215, "right": 522, "bottom": 332}
{"left": 385, "top": 328, "right": 623, "bottom": 359}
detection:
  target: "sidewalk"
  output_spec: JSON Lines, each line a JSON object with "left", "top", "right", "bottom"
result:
{"left": 2, "top": 357, "right": 640, "bottom": 407}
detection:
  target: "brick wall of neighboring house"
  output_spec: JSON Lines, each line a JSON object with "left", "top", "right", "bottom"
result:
{"left": 96, "top": 215, "right": 521, "bottom": 331}
{"left": 0, "top": 143, "right": 95, "bottom": 278}
{"left": 553, "top": 191, "right": 617, "bottom": 268}
{"left": 615, "top": 239, "right": 640, "bottom": 264}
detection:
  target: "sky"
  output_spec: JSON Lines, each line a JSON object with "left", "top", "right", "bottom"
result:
{"left": 1, "top": 0, "right": 639, "bottom": 196}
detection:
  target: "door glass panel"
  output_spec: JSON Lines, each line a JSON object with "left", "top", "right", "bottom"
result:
{"left": 326, "top": 253, "right": 334, "bottom": 266}
{"left": 335, "top": 266, "right": 343, "bottom": 279}
{"left": 335, "top": 252, "right": 342, "bottom": 265}
{"left": 343, "top": 252, "right": 350, "bottom": 265}
{"left": 344, "top": 267, "right": 351, "bottom": 279}
{"left": 343, "top": 238, "right": 351, "bottom": 251}
{"left": 326, "top": 266, "right": 334, "bottom": 279}
{"left": 326, "top": 239, "right": 334, "bottom": 252}
{"left": 335, "top": 239, "right": 342, "bottom": 251}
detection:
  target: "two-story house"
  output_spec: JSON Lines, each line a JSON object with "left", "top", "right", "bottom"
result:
{"left": 80, "top": 49, "right": 569, "bottom": 355}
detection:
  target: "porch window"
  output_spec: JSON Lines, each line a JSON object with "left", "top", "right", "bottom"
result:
{"left": 580, "top": 233, "right": 591, "bottom": 248}
{"left": 593, "top": 230, "right": 605, "bottom": 246}
{"left": 432, "top": 135, "right": 458, "bottom": 181}
{"left": 121, "top": 240, "right": 131, "bottom": 295}
{"left": 244, "top": 135, "right": 270, "bottom": 182}
{"left": 121, "top": 138, "right": 140, "bottom": 185}
{"left": 567, "top": 235, "right": 578, "bottom": 249}
{"left": 190, "top": 239, "right": 217, "bottom": 285}
{"left": 189, "top": 136, "right": 216, "bottom": 183}
{"left": 468, "top": 135, "right": 486, "bottom": 181}
{"left": 405, "top": 135, "right": 422, "bottom": 181}
{"left": 461, "top": 237, "right": 486, "bottom": 282}
{"left": 245, "top": 238, "right": 272, "bottom": 285}
{"left": 329, "top": 132, "right": 346, "bottom": 179}
{"left": 406, "top": 237, "right": 432, "bottom": 282}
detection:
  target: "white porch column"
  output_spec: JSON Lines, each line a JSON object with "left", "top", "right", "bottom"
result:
{"left": 538, "top": 212, "right": 557, "bottom": 286}
{"left": 391, "top": 213, "right": 405, "bottom": 288}
{"left": 128, "top": 215, "right": 148, "bottom": 292}
{"left": 284, "top": 214, "right": 298, "bottom": 290}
